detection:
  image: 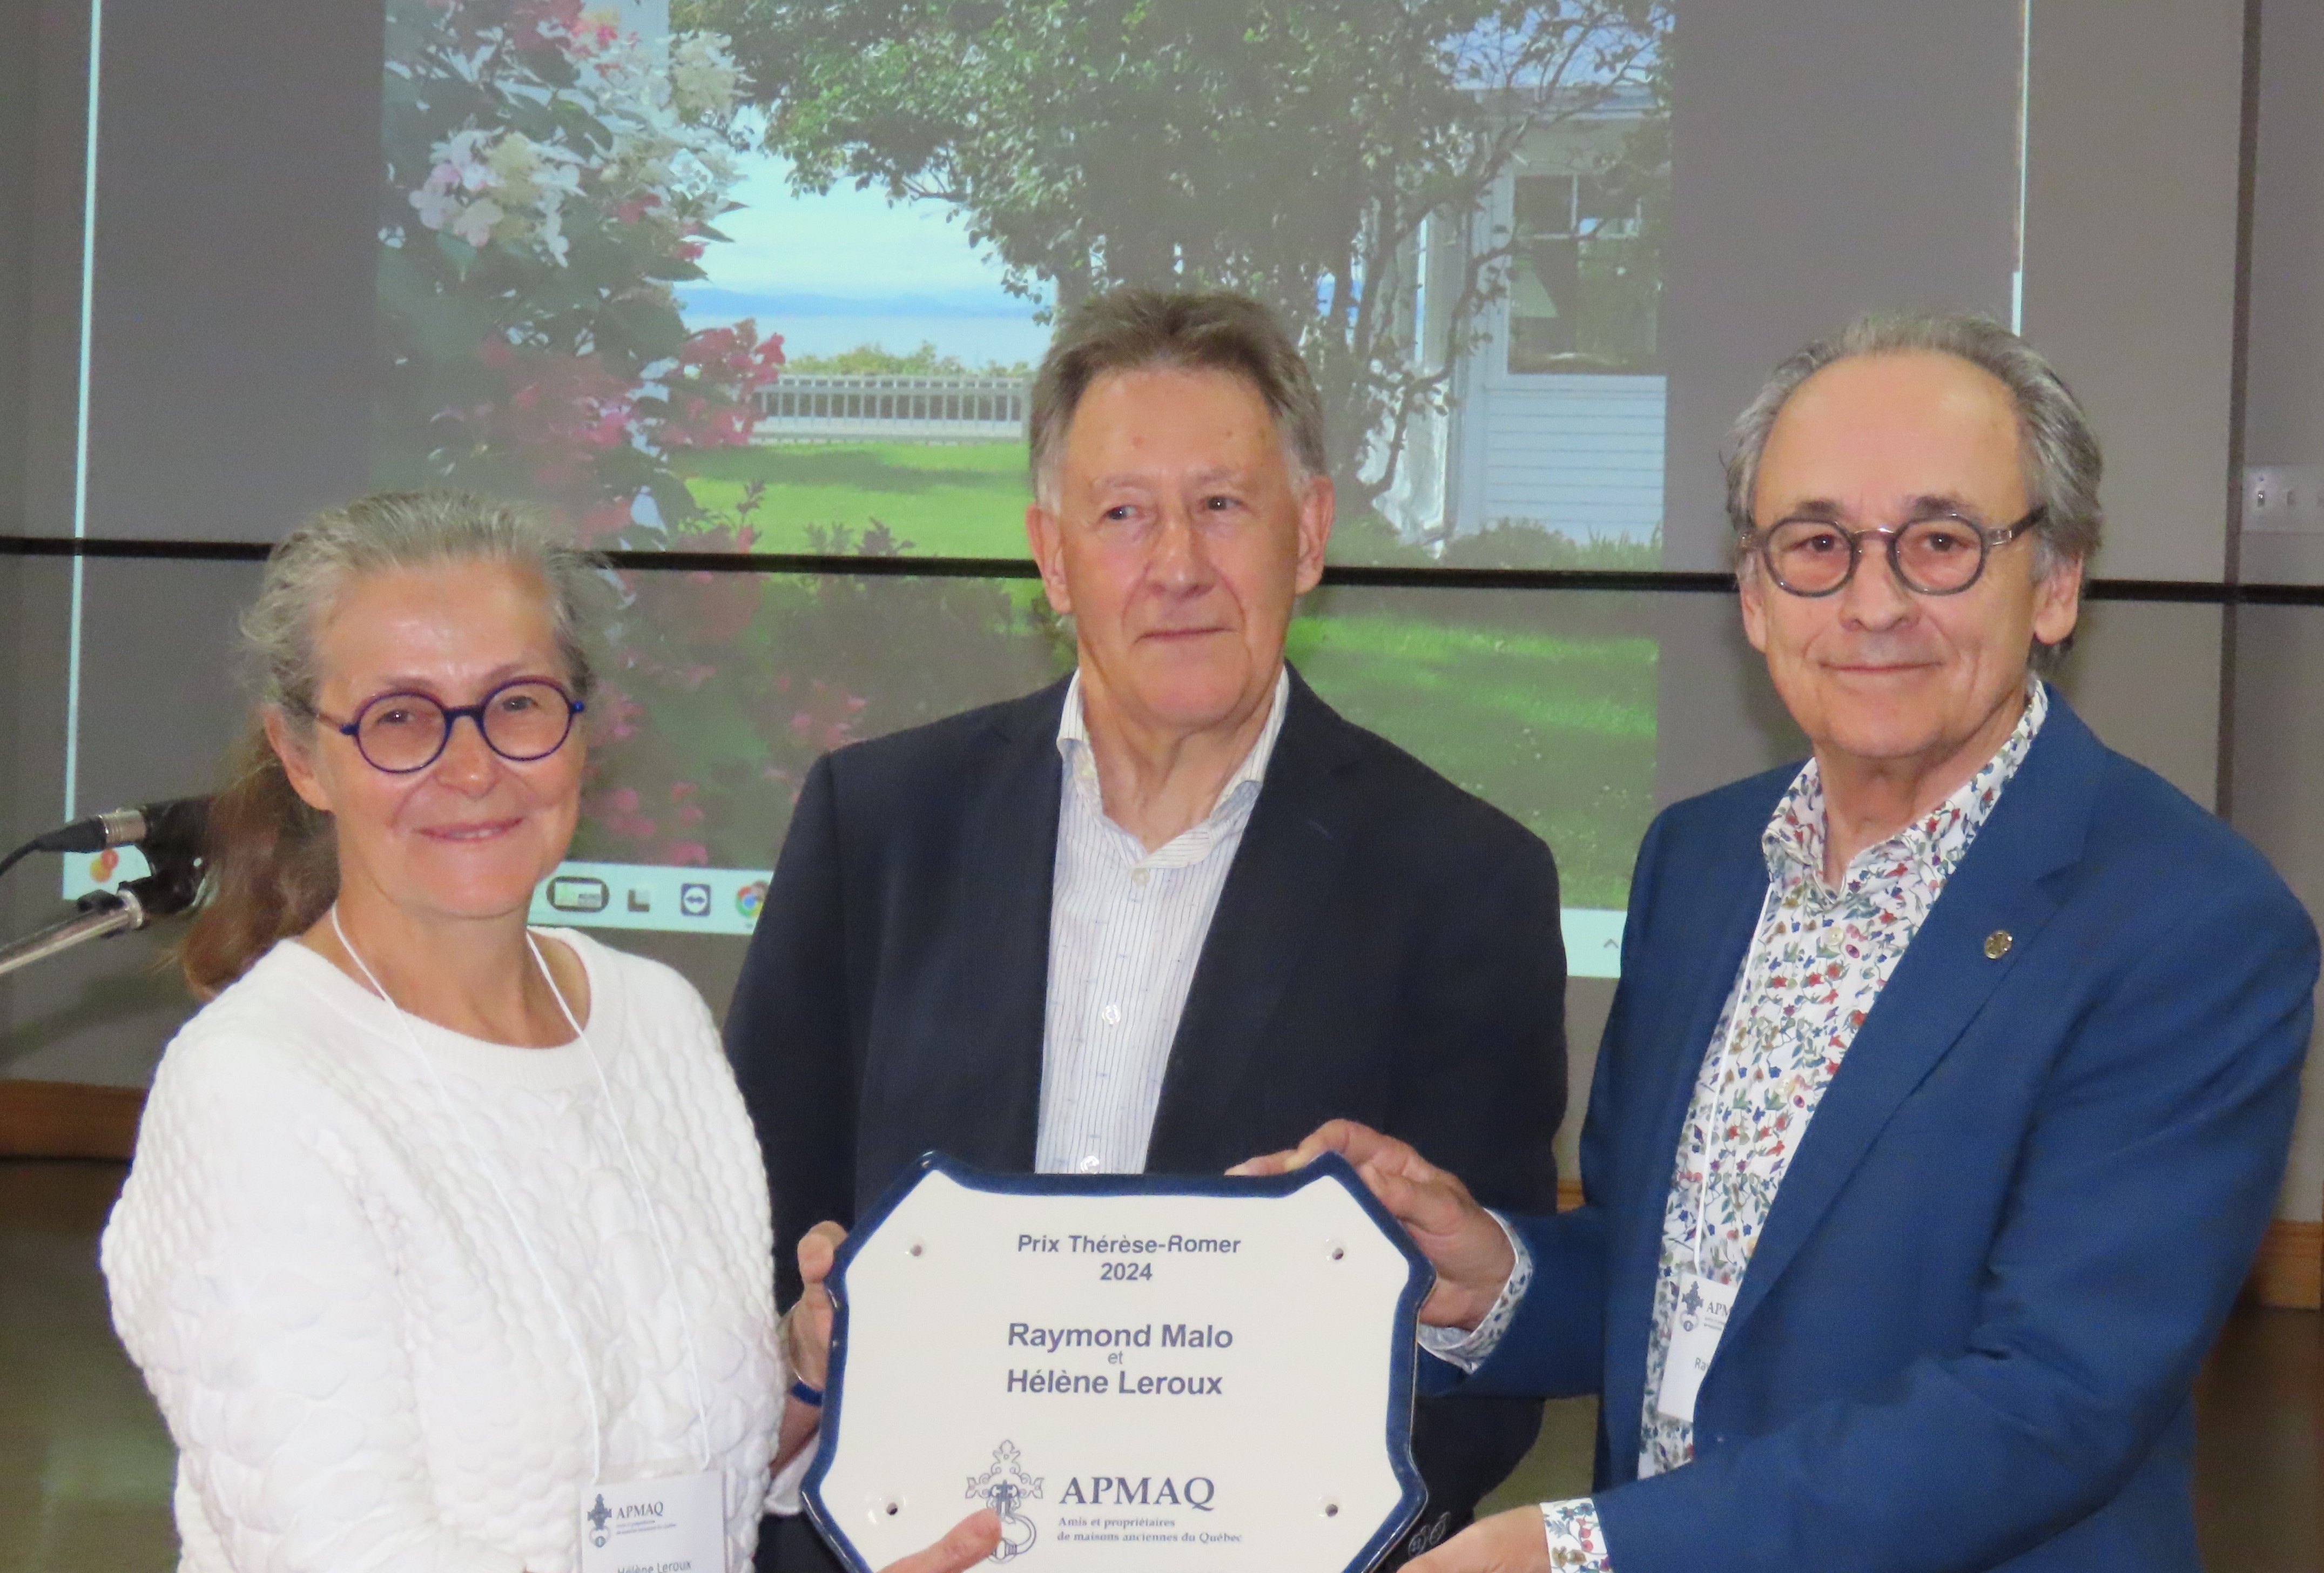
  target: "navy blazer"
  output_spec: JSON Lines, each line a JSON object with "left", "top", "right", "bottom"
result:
{"left": 1434, "top": 690, "right": 2318, "bottom": 1572}
{"left": 728, "top": 667, "right": 1567, "bottom": 1543}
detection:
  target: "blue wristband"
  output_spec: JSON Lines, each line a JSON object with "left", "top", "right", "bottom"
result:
{"left": 790, "top": 1379, "right": 825, "bottom": 1408}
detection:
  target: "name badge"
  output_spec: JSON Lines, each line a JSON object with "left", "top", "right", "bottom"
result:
{"left": 1653, "top": 1272, "right": 1737, "bottom": 1424}
{"left": 580, "top": 1469, "right": 726, "bottom": 1573}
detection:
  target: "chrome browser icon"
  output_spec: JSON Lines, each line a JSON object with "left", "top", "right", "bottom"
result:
{"left": 736, "top": 880, "right": 768, "bottom": 921}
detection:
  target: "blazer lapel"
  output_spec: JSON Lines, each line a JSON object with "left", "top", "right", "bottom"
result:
{"left": 1720, "top": 694, "right": 2104, "bottom": 1343}
{"left": 925, "top": 680, "right": 1068, "bottom": 1173}
{"left": 1143, "top": 670, "right": 1364, "bottom": 1170}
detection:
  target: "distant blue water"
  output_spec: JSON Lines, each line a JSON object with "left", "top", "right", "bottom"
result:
{"left": 677, "top": 287, "right": 1052, "bottom": 368}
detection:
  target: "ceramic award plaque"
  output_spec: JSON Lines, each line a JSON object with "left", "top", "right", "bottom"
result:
{"left": 804, "top": 1153, "right": 1432, "bottom": 1573}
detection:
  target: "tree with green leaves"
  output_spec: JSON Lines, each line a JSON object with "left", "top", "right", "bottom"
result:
{"left": 683, "top": 0, "right": 1668, "bottom": 516}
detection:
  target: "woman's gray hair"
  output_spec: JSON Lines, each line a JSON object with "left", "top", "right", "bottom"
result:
{"left": 1723, "top": 310, "right": 2104, "bottom": 578}
{"left": 180, "top": 492, "right": 610, "bottom": 997}
{"left": 246, "top": 490, "right": 609, "bottom": 727}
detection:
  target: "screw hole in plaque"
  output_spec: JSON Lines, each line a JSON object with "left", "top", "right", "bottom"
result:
{"left": 1323, "top": 1499, "right": 1341, "bottom": 1518}
{"left": 908, "top": 1240, "right": 925, "bottom": 1258}
{"left": 1327, "top": 1238, "right": 1346, "bottom": 1262}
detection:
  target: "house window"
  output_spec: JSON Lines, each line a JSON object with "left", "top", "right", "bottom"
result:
{"left": 1507, "top": 174, "right": 1581, "bottom": 373}
{"left": 1506, "top": 170, "right": 1658, "bottom": 374}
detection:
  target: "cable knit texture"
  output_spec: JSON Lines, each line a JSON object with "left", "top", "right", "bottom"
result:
{"left": 101, "top": 930, "right": 784, "bottom": 1573}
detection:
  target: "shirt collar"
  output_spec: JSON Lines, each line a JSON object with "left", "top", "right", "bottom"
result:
{"left": 1057, "top": 664, "right": 1292, "bottom": 830}
{"left": 1764, "top": 678, "right": 2050, "bottom": 893}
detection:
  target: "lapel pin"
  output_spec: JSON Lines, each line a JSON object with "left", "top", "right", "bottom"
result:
{"left": 1984, "top": 929, "right": 2013, "bottom": 960}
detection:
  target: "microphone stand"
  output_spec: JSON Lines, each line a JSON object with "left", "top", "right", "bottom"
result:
{"left": 0, "top": 851, "right": 205, "bottom": 982}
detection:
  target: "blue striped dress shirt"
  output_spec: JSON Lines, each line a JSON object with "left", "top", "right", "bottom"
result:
{"left": 1033, "top": 667, "right": 1291, "bottom": 1175}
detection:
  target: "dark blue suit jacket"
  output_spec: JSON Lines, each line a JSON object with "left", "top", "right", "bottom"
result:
{"left": 729, "top": 668, "right": 1567, "bottom": 1549}
{"left": 1432, "top": 690, "right": 2317, "bottom": 1572}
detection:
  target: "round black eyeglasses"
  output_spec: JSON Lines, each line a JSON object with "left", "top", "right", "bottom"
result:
{"left": 1748, "top": 506, "right": 2046, "bottom": 597}
{"left": 322, "top": 678, "right": 585, "bottom": 775}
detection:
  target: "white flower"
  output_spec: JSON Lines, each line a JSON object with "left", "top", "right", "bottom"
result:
{"left": 537, "top": 205, "right": 571, "bottom": 265}
{"left": 410, "top": 182, "right": 461, "bottom": 232}
{"left": 485, "top": 130, "right": 545, "bottom": 194}
{"left": 450, "top": 198, "right": 504, "bottom": 248}
{"left": 441, "top": 128, "right": 497, "bottom": 189}
{"left": 669, "top": 33, "right": 743, "bottom": 120}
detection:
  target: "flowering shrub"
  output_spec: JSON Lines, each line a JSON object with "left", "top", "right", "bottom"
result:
{"left": 376, "top": 2, "right": 1064, "bottom": 871}
{"left": 376, "top": 0, "right": 780, "bottom": 530}
{"left": 587, "top": 505, "right": 1067, "bottom": 869}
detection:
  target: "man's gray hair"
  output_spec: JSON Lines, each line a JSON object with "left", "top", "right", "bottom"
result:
{"left": 1723, "top": 310, "right": 2104, "bottom": 577}
{"left": 1028, "top": 288, "right": 1328, "bottom": 504}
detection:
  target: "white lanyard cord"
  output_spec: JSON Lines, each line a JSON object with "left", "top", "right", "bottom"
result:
{"left": 524, "top": 931, "right": 715, "bottom": 1474}
{"left": 332, "top": 913, "right": 719, "bottom": 1477}
{"left": 331, "top": 905, "right": 608, "bottom": 1486}
{"left": 1693, "top": 879, "right": 1784, "bottom": 1280}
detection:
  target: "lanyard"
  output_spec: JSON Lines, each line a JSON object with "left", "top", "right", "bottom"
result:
{"left": 329, "top": 908, "right": 715, "bottom": 1481}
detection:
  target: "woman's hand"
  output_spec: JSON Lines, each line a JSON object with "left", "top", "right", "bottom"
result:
{"left": 875, "top": 1509, "right": 1004, "bottom": 1573}
{"left": 774, "top": 1221, "right": 848, "bottom": 1474}
{"left": 770, "top": 1230, "right": 999, "bottom": 1573}
{"left": 785, "top": 1221, "right": 846, "bottom": 1392}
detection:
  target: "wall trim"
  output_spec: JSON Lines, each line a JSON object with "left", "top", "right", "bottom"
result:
{"left": 7, "top": 535, "right": 2324, "bottom": 603}
{"left": 0, "top": 1078, "right": 143, "bottom": 1159}
{"left": 2247, "top": 1219, "right": 2324, "bottom": 1309}
{"left": 4, "top": 1085, "right": 2315, "bottom": 1310}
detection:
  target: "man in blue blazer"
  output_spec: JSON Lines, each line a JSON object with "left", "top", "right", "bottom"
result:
{"left": 1242, "top": 311, "right": 2319, "bottom": 1571}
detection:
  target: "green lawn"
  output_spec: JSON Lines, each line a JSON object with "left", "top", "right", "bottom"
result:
{"left": 680, "top": 441, "right": 1034, "bottom": 556}
{"left": 1289, "top": 596, "right": 1657, "bottom": 909}
{"left": 668, "top": 443, "right": 1658, "bottom": 904}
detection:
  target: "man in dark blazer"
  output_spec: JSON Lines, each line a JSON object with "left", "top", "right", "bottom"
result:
{"left": 729, "top": 290, "right": 1567, "bottom": 1571}
{"left": 1242, "top": 312, "right": 2319, "bottom": 1572}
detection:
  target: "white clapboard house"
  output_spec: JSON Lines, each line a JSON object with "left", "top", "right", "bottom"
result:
{"left": 742, "top": 78, "right": 1665, "bottom": 553}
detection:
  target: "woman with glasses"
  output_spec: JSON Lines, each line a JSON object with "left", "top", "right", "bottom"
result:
{"left": 100, "top": 493, "right": 993, "bottom": 1573}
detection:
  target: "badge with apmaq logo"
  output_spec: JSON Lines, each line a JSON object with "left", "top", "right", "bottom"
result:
{"left": 804, "top": 1154, "right": 1431, "bottom": 1573}
{"left": 577, "top": 1469, "right": 724, "bottom": 1573}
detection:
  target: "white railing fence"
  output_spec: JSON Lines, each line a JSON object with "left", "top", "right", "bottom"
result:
{"left": 752, "top": 373, "right": 1031, "bottom": 443}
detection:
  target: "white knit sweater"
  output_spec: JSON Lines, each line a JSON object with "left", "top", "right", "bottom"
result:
{"left": 102, "top": 931, "right": 787, "bottom": 1573}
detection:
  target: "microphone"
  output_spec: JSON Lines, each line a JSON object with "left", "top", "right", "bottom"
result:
{"left": 24, "top": 797, "right": 211, "bottom": 858}
{"left": 0, "top": 797, "right": 213, "bottom": 952}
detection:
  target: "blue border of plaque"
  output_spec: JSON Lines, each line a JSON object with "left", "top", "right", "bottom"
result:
{"left": 801, "top": 1151, "right": 1434, "bottom": 1573}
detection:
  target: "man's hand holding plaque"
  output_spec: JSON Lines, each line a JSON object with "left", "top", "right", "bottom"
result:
{"left": 1232, "top": 1124, "right": 1550, "bottom": 1573}
{"left": 1229, "top": 1119, "right": 1514, "bottom": 1334}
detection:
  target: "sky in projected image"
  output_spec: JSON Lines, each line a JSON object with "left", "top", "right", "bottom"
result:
{"left": 674, "top": 152, "right": 1052, "bottom": 369}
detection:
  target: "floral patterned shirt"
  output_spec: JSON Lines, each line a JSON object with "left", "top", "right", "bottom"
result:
{"left": 1533, "top": 681, "right": 2049, "bottom": 1570}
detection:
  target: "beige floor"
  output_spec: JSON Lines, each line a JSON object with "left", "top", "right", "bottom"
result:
{"left": 2, "top": 1162, "right": 176, "bottom": 1572}
{"left": 4, "top": 1159, "right": 2316, "bottom": 1571}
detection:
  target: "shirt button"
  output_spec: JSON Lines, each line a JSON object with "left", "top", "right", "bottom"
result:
{"left": 1130, "top": 868, "right": 1151, "bottom": 886}
{"left": 1102, "top": 1004, "right": 1122, "bottom": 1026}
{"left": 1079, "top": 1155, "right": 1103, "bottom": 1173}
